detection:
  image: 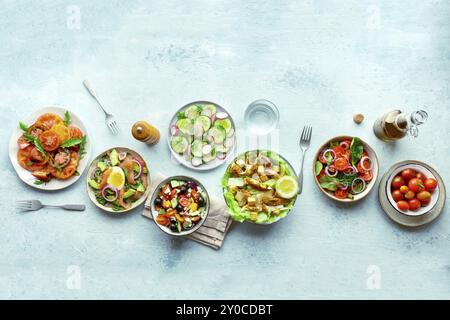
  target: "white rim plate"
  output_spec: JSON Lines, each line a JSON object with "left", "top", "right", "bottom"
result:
{"left": 386, "top": 163, "right": 439, "bottom": 216}
{"left": 9, "top": 106, "right": 92, "bottom": 191}
{"left": 86, "top": 147, "right": 151, "bottom": 213}
{"left": 167, "top": 101, "right": 237, "bottom": 171}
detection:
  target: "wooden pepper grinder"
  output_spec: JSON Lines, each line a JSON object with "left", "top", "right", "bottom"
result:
{"left": 131, "top": 121, "right": 160, "bottom": 145}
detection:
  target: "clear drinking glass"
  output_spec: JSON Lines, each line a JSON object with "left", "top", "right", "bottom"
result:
{"left": 244, "top": 99, "right": 280, "bottom": 135}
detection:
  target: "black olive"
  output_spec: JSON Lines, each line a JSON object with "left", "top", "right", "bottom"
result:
{"left": 170, "top": 224, "right": 178, "bottom": 232}
{"left": 154, "top": 198, "right": 162, "bottom": 206}
{"left": 176, "top": 204, "right": 183, "bottom": 212}
{"left": 198, "top": 197, "right": 205, "bottom": 207}
{"left": 179, "top": 186, "right": 188, "bottom": 194}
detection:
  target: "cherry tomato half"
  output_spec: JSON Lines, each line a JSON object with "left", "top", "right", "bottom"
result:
{"left": 334, "top": 189, "right": 348, "bottom": 199}
{"left": 334, "top": 157, "right": 349, "bottom": 171}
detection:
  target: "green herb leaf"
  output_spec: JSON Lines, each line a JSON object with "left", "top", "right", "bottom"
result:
{"left": 60, "top": 138, "right": 82, "bottom": 148}
{"left": 23, "top": 134, "right": 48, "bottom": 160}
{"left": 19, "top": 122, "right": 29, "bottom": 132}
{"left": 78, "top": 135, "right": 87, "bottom": 160}
{"left": 350, "top": 137, "right": 364, "bottom": 166}
{"left": 64, "top": 111, "right": 71, "bottom": 126}
{"left": 34, "top": 180, "right": 46, "bottom": 185}
{"left": 177, "top": 112, "right": 187, "bottom": 120}
{"left": 319, "top": 176, "right": 339, "bottom": 191}
{"left": 74, "top": 171, "right": 80, "bottom": 176}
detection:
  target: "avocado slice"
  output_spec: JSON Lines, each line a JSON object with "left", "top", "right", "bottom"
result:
{"left": 137, "top": 183, "right": 145, "bottom": 192}
{"left": 88, "top": 179, "right": 100, "bottom": 190}
{"left": 97, "top": 161, "right": 107, "bottom": 172}
{"left": 123, "top": 189, "right": 136, "bottom": 199}
{"left": 110, "top": 149, "right": 119, "bottom": 166}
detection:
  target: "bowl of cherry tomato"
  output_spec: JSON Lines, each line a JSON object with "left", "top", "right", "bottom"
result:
{"left": 387, "top": 164, "right": 439, "bottom": 216}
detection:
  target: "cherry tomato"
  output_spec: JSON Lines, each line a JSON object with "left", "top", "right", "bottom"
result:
{"left": 421, "top": 199, "right": 431, "bottom": 207}
{"left": 401, "top": 169, "right": 416, "bottom": 181}
{"left": 397, "top": 200, "right": 410, "bottom": 211}
{"left": 178, "top": 195, "right": 191, "bottom": 207}
{"left": 408, "top": 199, "right": 421, "bottom": 211}
{"left": 424, "top": 178, "right": 437, "bottom": 192}
{"left": 317, "top": 170, "right": 326, "bottom": 180}
{"left": 334, "top": 189, "right": 348, "bottom": 199}
{"left": 39, "top": 130, "right": 60, "bottom": 152}
{"left": 333, "top": 146, "right": 346, "bottom": 157}
{"left": 334, "top": 157, "right": 349, "bottom": 171}
{"left": 391, "top": 176, "right": 405, "bottom": 189}
{"left": 360, "top": 171, "right": 373, "bottom": 181}
{"left": 156, "top": 215, "right": 170, "bottom": 226}
{"left": 357, "top": 162, "right": 370, "bottom": 174}
{"left": 392, "top": 190, "right": 404, "bottom": 202}
{"left": 408, "top": 178, "right": 424, "bottom": 193}
{"left": 416, "top": 172, "right": 427, "bottom": 181}
{"left": 416, "top": 190, "right": 431, "bottom": 202}
{"left": 404, "top": 190, "right": 415, "bottom": 200}
{"left": 399, "top": 185, "right": 409, "bottom": 194}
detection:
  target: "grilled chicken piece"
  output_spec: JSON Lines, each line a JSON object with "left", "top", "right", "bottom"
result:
{"left": 244, "top": 177, "right": 272, "bottom": 191}
{"left": 262, "top": 194, "right": 289, "bottom": 206}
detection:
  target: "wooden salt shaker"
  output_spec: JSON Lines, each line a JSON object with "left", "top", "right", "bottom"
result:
{"left": 131, "top": 121, "right": 160, "bottom": 145}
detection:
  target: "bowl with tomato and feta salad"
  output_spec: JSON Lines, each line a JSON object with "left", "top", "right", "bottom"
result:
{"left": 150, "top": 176, "right": 209, "bottom": 236}
{"left": 387, "top": 163, "right": 439, "bottom": 216}
{"left": 313, "top": 136, "right": 379, "bottom": 202}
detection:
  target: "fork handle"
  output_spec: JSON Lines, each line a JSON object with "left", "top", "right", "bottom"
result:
{"left": 297, "top": 152, "right": 306, "bottom": 194}
{"left": 59, "top": 204, "right": 86, "bottom": 211}
{"left": 83, "top": 80, "right": 108, "bottom": 115}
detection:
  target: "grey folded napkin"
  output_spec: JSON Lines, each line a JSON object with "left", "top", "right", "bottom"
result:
{"left": 143, "top": 173, "right": 233, "bottom": 250}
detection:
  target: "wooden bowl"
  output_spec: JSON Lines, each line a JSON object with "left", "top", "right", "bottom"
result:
{"left": 312, "top": 136, "right": 379, "bottom": 202}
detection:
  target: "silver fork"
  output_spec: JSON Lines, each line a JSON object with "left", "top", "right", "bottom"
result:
{"left": 298, "top": 125, "right": 312, "bottom": 194}
{"left": 83, "top": 80, "right": 120, "bottom": 134}
{"left": 16, "top": 200, "right": 85, "bottom": 212}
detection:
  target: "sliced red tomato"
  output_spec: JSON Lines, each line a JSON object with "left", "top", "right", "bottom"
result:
{"left": 32, "top": 168, "right": 52, "bottom": 181}
{"left": 318, "top": 151, "right": 328, "bottom": 164}
{"left": 360, "top": 170, "right": 373, "bottom": 181}
{"left": 27, "top": 123, "right": 48, "bottom": 138}
{"left": 17, "top": 147, "right": 46, "bottom": 172}
{"left": 69, "top": 126, "right": 83, "bottom": 139}
{"left": 29, "top": 146, "right": 46, "bottom": 162}
{"left": 17, "top": 136, "right": 30, "bottom": 150}
{"left": 156, "top": 214, "right": 170, "bottom": 226}
{"left": 334, "top": 189, "right": 348, "bottom": 199}
{"left": 39, "top": 131, "right": 60, "bottom": 152}
{"left": 333, "top": 146, "right": 346, "bottom": 157}
{"left": 317, "top": 169, "right": 326, "bottom": 181}
{"left": 179, "top": 195, "right": 191, "bottom": 207}
{"left": 357, "top": 162, "right": 368, "bottom": 174}
{"left": 36, "top": 113, "right": 63, "bottom": 129}
{"left": 334, "top": 157, "right": 349, "bottom": 171}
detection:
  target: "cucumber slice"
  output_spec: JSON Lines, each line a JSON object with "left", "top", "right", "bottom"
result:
{"left": 203, "top": 148, "right": 217, "bottom": 163}
{"left": 191, "top": 140, "right": 204, "bottom": 157}
{"left": 171, "top": 136, "right": 189, "bottom": 154}
{"left": 176, "top": 118, "right": 193, "bottom": 135}
{"left": 208, "top": 126, "right": 226, "bottom": 144}
{"left": 202, "top": 144, "right": 212, "bottom": 155}
{"left": 226, "top": 127, "right": 235, "bottom": 138}
{"left": 195, "top": 115, "right": 211, "bottom": 131}
{"left": 185, "top": 105, "right": 200, "bottom": 119}
{"left": 193, "top": 123, "right": 203, "bottom": 138}
{"left": 202, "top": 104, "right": 216, "bottom": 115}
{"left": 214, "top": 119, "right": 232, "bottom": 133}
{"left": 215, "top": 145, "right": 230, "bottom": 153}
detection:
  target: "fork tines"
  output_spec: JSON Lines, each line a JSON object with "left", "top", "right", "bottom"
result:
{"left": 300, "top": 126, "right": 312, "bottom": 144}
{"left": 16, "top": 200, "right": 32, "bottom": 211}
{"left": 108, "top": 120, "right": 120, "bottom": 134}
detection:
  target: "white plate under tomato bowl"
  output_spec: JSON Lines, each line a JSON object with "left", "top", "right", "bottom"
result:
{"left": 386, "top": 163, "right": 439, "bottom": 217}
{"left": 8, "top": 106, "right": 91, "bottom": 191}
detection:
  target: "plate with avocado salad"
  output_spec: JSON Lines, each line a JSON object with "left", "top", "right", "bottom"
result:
{"left": 168, "top": 101, "right": 237, "bottom": 171}
{"left": 222, "top": 150, "right": 299, "bottom": 224}
{"left": 86, "top": 147, "right": 151, "bottom": 213}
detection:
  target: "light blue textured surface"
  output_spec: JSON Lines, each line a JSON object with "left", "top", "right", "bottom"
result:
{"left": 0, "top": 0, "right": 449, "bottom": 299}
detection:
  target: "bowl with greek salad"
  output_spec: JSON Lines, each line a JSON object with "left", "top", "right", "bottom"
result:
{"left": 313, "top": 136, "right": 379, "bottom": 202}
{"left": 168, "top": 101, "right": 236, "bottom": 171}
{"left": 222, "top": 150, "right": 299, "bottom": 224}
{"left": 150, "top": 176, "right": 210, "bottom": 236}
{"left": 86, "top": 147, "right": 151, "bottom": 213}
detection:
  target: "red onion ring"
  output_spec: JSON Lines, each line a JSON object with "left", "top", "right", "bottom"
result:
{"left": 322, "top": 149, "right": 336, "bottom": 162}
{"left": 101, "top": 184, "right": 119, "bottom": 202}
{"left": 340, "top": 141, "right": 350, "bottom": 150}
{"left": 170, "top": 125, "right": 179, "bottom": 136}
{"left": 339, "top": 184, "right": 348, "bottom": 190}
{"left": 217, "top": 152, "right": 227, "bottom": 160}
{"left": 343, "top": 165, "right": 357, "bottom": 175}
{"left": 351, "top": 178, "right": 366, "bottom": 194}
{"left": 132, "top": 159, "right": 143, "bottom": 180}
{"left": 325, "top": 165, "right": 338, "bottom": 177}
{"left": 360, "top": 156, "right": 373, "bottom": 171}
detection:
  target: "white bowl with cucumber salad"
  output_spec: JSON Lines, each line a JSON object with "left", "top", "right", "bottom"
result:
{"left": 168, "top": 101, "right": 237, "bottom": 171}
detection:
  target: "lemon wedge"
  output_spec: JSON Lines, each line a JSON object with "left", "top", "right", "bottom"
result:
{"left": 107, "top": 167, "right": 125, "bottom": 190}
{"left": 275, "top": 176, "right": 299, "bottom": 199}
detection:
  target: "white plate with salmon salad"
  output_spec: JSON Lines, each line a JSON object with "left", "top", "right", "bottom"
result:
{"left": 168, "top": 101, "right": 237, "bottom": 171}
{"left": 86, "top": 147, "right": 151, "bottom": 213}
{"left": 9, "top": 106, "right": 91, "bottom": 191}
